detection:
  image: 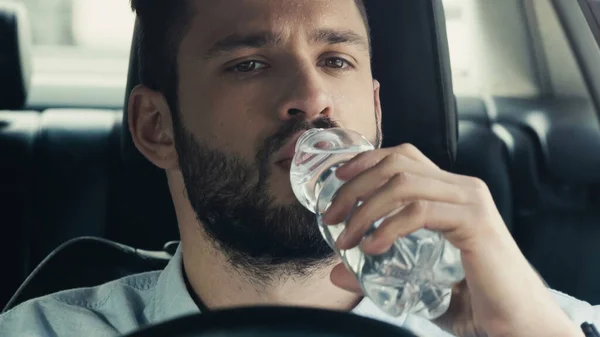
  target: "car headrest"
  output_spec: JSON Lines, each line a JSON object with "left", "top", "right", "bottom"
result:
{"left": 120, "top": 0, "right": 457, "bottom": 242}
{"left": 0, "top": 2, "right": 32, "bottom": 109}
{"left": 368, "top": 1, "right": 457, "bottom": 169}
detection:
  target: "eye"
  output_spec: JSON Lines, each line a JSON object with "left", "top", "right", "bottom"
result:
{"left": 324, "top": 57, "right": 352, "bottom": 69}
{"left": 230, "top": 60, "right": 269, "bottom": 73}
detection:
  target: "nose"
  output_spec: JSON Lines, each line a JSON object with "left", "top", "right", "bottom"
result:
{"left": 276, "top": 66, "right": 334, "bottom": 121}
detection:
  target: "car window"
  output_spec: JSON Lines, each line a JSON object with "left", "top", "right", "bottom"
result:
{"left": 6, "top": 0, "right": 475, "bottom": 107}
{"left": 579, "top": 0, "right": 600, "bottom": 46}
{"left": 6, "top": 0, "right": 134, "bottom": 108}
{"left": 443, "top": 0, "right": 478, "bottom": 96}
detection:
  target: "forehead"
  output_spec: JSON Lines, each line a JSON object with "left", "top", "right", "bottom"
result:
{"left": 184, "top": 0, "right": 367, "bottom": 51}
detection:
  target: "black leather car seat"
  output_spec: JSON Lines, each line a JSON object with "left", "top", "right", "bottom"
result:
{"left": 492, "top": 97, "right": 600, "bottom": 303}
{"left": 0, "top": 1, "right": 31, "bottom": 110}
{"left": 454, "top": 97, "right": 513, "bottom": 231}
{"left": 0, "top": 1, "right": 37, "bottom": 307}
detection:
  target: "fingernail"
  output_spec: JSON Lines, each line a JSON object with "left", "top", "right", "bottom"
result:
{"left": 322, "top": 205, "right": 338, "bottom": 225}
{"left": 322, "top": 212, "right": 332, "bottom": 225}
{"left": 359, "top": 235, "right": 375, "bottom": 251}
{"left": 335, "top": 165, "right": 346, "bottom": 177}
{"left": 335, "top": 163, "right": 352, "bottom": 180}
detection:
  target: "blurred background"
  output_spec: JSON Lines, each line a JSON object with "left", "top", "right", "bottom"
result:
{"left": 4, "top": 0, "right": 135, "bottom": 107}
{"left": 14, "top": 0, "right": 134, "bottom": 50}
{"left": 3, "top": 0, "right": 476, "bottom": 107}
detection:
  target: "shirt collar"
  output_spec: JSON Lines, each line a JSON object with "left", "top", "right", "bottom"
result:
{"left": 151, "top": 245, "right": 199, "bottom": 323}
{"left": 150, "top": 244, "right": 408, "bottom": 328}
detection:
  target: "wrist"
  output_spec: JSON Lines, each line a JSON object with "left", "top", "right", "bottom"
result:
{"left": 489, "top": 317, "right": 583, "bottom": 337}
{"left": 460, "top": 237, "right": 577, "bottom": 336}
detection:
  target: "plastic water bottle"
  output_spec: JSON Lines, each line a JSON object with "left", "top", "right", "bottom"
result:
{"left": 290, "top": 128, "right": 465, "bottom": 319}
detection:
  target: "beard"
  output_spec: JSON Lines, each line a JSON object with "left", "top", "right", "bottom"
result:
{"left": 174, "top": 116, "right": 381, "bottom": 284}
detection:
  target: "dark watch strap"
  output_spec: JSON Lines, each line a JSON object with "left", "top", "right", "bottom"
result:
{"left": 582, "top": 322, "right": 600, "bottom": 337}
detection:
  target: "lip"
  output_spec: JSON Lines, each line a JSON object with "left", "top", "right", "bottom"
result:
{"left": 275, "top": 130, "right": 308, "bottom": 165}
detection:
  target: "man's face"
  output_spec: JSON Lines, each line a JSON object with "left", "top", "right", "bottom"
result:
{"left": 173, "top": 0, "right": 381, "bottom": 276}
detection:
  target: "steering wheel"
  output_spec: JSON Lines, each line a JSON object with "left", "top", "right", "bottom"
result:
{"left": 124, "top": 307, "right": 418, "bottom": 337}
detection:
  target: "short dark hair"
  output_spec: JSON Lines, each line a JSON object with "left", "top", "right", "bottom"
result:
{"left": 130, "top": 0, "right": 370, "bottom": 118}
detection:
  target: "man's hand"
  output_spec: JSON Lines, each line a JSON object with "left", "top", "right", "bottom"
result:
{"left": 323, "top": 144, "right": 582, "bottom": 337}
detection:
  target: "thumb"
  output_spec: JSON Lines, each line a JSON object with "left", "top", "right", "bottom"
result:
{"left": 330, "top": 263, "right": 364, "bottom": 294}
{"left": 433, "top": 280, "right": 487, "bottom": 337}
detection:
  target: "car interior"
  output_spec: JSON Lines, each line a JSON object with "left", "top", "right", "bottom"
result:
{"left": 1, "top": 0, "right": 600, "bottom": 335}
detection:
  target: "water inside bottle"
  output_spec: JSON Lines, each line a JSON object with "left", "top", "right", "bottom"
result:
{"left": 312, "top": 163, "right": 459, "bottom": 319}
{"left": 290, "top": 128, "right": 464, "bottom": 319}
{"left": 290, "top": 145, "right": 373, "bottom": 214}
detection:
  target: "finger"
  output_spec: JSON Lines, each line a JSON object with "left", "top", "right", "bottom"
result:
{"left": 336, "top": 145, "right": 479, "bottom": 188}
{"left": 323, "top": 159, "right": 470, "bottom": 226}
{"left": 336, "top": 147, "right": 435, "bottom": 182}
{"left": 323, "top": 154, "right": 402, "bottom": 225}
{"left": 390, "top": 143, "right": 440, "bottom": 167}
{"left": 330, "top": 263, "right": 363, "bottom": 294}
{"left": 352, "top": 201, "right": 479, "bottom": 253}
{"left": 335, "top": 174, "right": 469, "bottom": 250}
{"left": 336, "top": 200, "right": 423, "bottom": 251}
{"left": 325, "top": 154, "right": 432, "bottom": 224}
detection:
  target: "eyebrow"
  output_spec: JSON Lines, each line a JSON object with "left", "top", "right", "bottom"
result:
{"left": 203, "top": 28, "right": 370, "bottom": 60}
{"left": 311, "top": 29, "right": 369, "bottom": 52}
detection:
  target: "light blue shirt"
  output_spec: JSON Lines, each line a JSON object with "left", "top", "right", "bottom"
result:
{"left": 1, "top": 246, "right": 598, "bottom": 337}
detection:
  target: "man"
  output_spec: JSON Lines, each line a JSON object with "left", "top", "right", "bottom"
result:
{"left": 0, "top": 0, "right": 598, "bottom": 336}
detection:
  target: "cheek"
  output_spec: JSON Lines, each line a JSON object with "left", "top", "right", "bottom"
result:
{"left": 178, "top": 78, "right": 273, "bottom": 157}
{"left": 332, "top": 83, "right": 377, "bottom": 139}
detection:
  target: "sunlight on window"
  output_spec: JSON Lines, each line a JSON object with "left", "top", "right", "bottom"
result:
{"left": 72, "top": 0, "right": 135, "bottom": 53}
{"left": 443, "top": 0, "right": 478, "bottom": 95}
{"left": 6, "top": 0, "right": 135, "bottom": 53}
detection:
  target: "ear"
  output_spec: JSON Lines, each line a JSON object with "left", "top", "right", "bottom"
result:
{"left": 128, "top": 85, "right": 179, "bottom": 170}
{"left": 373, "top": 79, "right": 383, "bottom": 148}
{"left": 373, "top": 79, "right": 382, "bottom": 129}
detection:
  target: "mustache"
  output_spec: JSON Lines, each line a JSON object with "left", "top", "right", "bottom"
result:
{"left": 263, "top": 117, "right": 340, "bottom": 161}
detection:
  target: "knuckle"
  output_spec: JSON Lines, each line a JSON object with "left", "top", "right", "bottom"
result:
{"left": 386, "top": 151, "right": 404, "bottom": 164}
{"left": 408, "top": 200, "right": 427, "bottom": 221}
{"left": 381, "top": 153, "right": 405, "bottom": 177}
{"left": 470, "top": 177, "right": 490, "bottom": 195}
{"left": 387, "top": 152, "right": 409, "bottom": 168}
{"left": 388, "top": 173, "right": 413, "bottom": 204}
{"left": 390, "top": 172, "right": 409, "bottom": 187}
{"left": 397, "top": 143, "right": 419, "bottom": 155}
